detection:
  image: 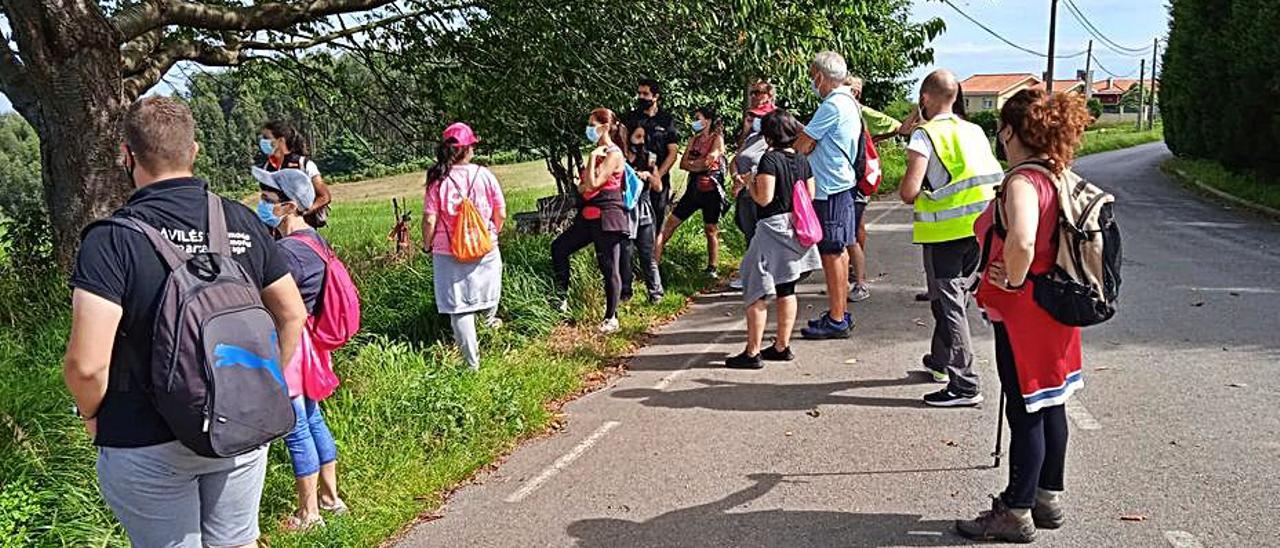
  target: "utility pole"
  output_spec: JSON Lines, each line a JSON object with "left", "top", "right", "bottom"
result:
{"left": 1046, "top": 0, "right": 1060, "bottom": 93}
{"left": 1084, "top": 40, "right": 1094, "bottom": 101}
{"left": 1148, "top": 38, "right": 1159, "bottom": 130}
{"left": 1136, "top": 59, "right": 1146, "bottom": 130}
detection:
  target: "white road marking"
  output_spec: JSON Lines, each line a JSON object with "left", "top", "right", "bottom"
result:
{"left": 906, "top": 530, "right": 944, "bottom": 536}
{"left": 505, "top": 421, "right": 621, "bottom": 503}
{"left": 1175, "top": 286, "right": 1280, "bottom": 295}
{"left": 652, "top": 319, "right": 744, "bottom": 390}
{"left": 1164, "top": 530, "right": 1204, "bottom": 548}
{"left": 1163, "top": 221, "right": 1250, "bottom": 229}
{"left": 866, "top": 201, "right": 906, "bottom": 225}
{"left": 866, "top": 223, "right": 913, "bottom": 232}
{"left": 1066, "top": 399, "right": 1102, "bottom": 430}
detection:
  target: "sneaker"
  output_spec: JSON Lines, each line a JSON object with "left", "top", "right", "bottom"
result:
{"left": 848, "top": 283, "right": 871, "bottom": 302}
{"left": 956, "top": 496, "right": 1036, "bottom": 543}
{"left": 728, "top": 278, "right": 744, "bottom": 290}
{"left": 923, "top": 388, "right": 984, "bottom": 407}
{"left": 1033, "top": 492, "right": 1066, "bottom": 529}
{"left": 648, "top": 292, "right": 664, "bottom": 304}
{"left": 598, "top": 317, "right": 620, "bottom": 334}
{"left": 705, "top": 266, "right": 718, "bottom": 279}
{"left": 807, "top": 311, "right": 851, "bottom": 329}
{"left": 556, "top": 298, "right": 571, "bottom": 314}
{"left": 914, "top": 291, "right": 930, "bottom": 302}
{"left": 725, "top": 351, "right": 763, "bottom": 369}
{"left": 800, "top": 314, "right": 852, "bottom": 340}
{"left": 760, "top": 345, "right": 794, "bottom": 362}
{"left": 484, "top": 316, "right": 504, "bottom": 330}
{"left": 922, "top": 355, "right": 948, "bottom": 383}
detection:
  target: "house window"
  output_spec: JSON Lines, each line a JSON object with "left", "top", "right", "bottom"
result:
{"left": 983, "top": 98, "right": 995, "bottom": 110}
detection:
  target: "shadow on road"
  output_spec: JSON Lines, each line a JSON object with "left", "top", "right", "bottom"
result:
{"left": 611, "top": 374, "right": 935, "bottom": 412}
{"left": 566, "top": 472, "right": 969, "bottom": 547}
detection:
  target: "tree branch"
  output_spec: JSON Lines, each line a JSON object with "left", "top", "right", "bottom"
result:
{"left": 0, "top": 29, "right": 37, "bottom": 121}
{"left": 120, "top": 28, "right": 167, "bottom": 74}
{"left": 236, "top": 8, "right": 422, "bottom": 51}
{"left": 114, "top": 0, "right": 475, "bottom": 43}
{"left": 122, "top": 40, "right": 248, "bottom": 99}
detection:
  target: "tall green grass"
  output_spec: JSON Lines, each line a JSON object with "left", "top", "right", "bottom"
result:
{"left": 1164, "top": 156, "right": 1280, "bottom": 213}
{"left": 0, "top": 183, "right": 741, "bottom": 546}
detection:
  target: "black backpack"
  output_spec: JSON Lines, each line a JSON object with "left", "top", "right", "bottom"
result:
{"left": 94, "top": 194, "right": 295, "bottom": 457}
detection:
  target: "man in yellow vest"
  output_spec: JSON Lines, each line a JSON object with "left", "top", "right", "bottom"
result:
{"left": 899, "top": 69, "right": 1003, "bottom": 407}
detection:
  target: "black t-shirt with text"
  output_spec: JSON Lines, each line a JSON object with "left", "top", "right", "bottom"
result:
{"left": 70, "top": 177, "right": 290, "bottom": 448}
{"left": 755, "top": 150, "right": 813, "bottom": 219}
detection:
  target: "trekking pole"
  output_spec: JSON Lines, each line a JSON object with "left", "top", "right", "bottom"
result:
{"left": 992, "top": 391, "right": 1006, "bottom": 468}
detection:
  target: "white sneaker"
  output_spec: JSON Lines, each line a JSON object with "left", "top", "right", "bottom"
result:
{"left": 557, "top": 299, "right": 570, "bottom": 314}
{"left": 599, "top": 317, "right": 620, "bottom": 334}
{"left": 848, "top": 283, "right": 871, "bottom": 302}
{"left": 729, "top": 278, "right": 744, "bottom": 290}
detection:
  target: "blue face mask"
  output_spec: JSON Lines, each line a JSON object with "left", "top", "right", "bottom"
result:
{"left": 259, "top": 137, "right": 275, "bottom": 156}
{"left": 256, "top": 200, "right": 282, "bottom": 228}
{"left": 692, "top": 120, "right": 706, "bottom": 132}
{"left": 810, "top": 79, "right": 822, "bottom": 98}
{"left": 751, "top": 117, "right": 762, "bottom": 134}
{"left": 584, "top": 125, "right": 600, "bottom": 143}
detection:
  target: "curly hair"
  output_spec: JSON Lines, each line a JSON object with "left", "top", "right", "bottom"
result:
{"left": 999, "top": 89, "right": 1092, "bottom": 174}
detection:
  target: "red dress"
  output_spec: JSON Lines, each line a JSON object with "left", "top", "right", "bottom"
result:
{"left": 975, "top": 167, "right": 1083, "bottom": 412}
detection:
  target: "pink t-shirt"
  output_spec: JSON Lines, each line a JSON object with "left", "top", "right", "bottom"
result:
{"left": 424, "top": 164, "right": 506, "bottom": 256}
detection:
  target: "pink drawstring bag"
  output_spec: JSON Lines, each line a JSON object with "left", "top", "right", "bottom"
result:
{"left": 288, "top": 327, "right": 340, "bottom": 402}
{"left": 791, "top": 179, "right": 822, "bottom": 248}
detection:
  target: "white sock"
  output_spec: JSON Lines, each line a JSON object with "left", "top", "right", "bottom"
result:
{"left": 1036, "top": 488, "right": 1062, "bottom": 505}
{"left": 1010, "top": 507, "right": 1032, "bottom": 520}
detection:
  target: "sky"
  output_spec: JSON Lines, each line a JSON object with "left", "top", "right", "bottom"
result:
{"left": 0, "top": 0, "right": 1169, "bottom": 113}
{"left": 908, "top": 0, "right": 1169, "bottom": 89}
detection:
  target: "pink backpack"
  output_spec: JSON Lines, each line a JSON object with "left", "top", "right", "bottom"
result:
{"left": 791, "top": 180, "right": 822, "bottom": 247}
{"left": 289, "top": 233, "right": 361, "bottom": 352}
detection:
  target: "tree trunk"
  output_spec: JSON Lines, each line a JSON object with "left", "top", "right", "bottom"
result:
{"left": 6, "top": 0, "right": 133, "bottom": 268}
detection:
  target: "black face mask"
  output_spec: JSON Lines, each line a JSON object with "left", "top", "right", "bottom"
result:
{"left": 636, "top": 98, "right": 654, "bottom": 111}
{"left": 995, "top": 130, "right": 1009, "bottom": 162}
{"left": 123, "top": 146, "right": 136, "bottom": 184}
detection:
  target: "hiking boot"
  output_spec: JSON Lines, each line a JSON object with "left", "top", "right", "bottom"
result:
{"left": 728, "top": 278, "right": 744, "bottom": 291}
{"left": 922, "top": 355, "right": 948, "bottom": 383}
{"left": 923, "top": 388, "right": 984, "bottom": 407}
{"left": 801, "top": 313, "right": 852, "bottom": 340}
{"left": 1033, "top": 490, "right": 1065, "bottom": 529}
{"left": 956, "top": 496, "right": 1036, "bottom": 543}
{"left": 725, "top": 351, "right": 763, "bottom": 370}
{"left": 760, "top": 345, "right": 794, "bottom": 362}
{"left": 848, "top": 283, "right": 871, "bottom": 302}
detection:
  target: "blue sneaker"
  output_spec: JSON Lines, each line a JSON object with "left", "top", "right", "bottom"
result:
{"left": 801, "top": 313, "right": 852, "bottom": 339}
{"left": 807, "top": 311, "right": 852, "bottom": 330}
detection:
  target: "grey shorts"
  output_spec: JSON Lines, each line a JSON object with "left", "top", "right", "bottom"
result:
{"left": 97, "top": 441, "right": 269, "bottom": 548}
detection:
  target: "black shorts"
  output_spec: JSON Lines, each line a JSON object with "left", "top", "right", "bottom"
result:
{"left": 672, "top": 188, "right": 723, "bottom": 225}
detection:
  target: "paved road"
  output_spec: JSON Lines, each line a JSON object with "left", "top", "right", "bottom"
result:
{"left": 399, "top": 143, "right": 1280, "bottom": 548}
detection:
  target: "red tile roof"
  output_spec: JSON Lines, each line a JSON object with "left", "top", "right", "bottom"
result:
{"left": 1031, "top": 80, "right": 1085, "bottom": 92}
{"left": 960, "top": 73, "right": 1039, "bottom": 94}
{"left": 1091, "top": 79, "right": 1156, "bottom": 95}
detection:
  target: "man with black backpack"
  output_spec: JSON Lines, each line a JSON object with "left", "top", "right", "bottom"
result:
{"left": 65, "top": 97, "right": 307, "bottom": 548}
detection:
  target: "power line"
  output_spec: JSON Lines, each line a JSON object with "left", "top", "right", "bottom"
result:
{"left": 941, "top": 0, "right": 1087, "bottom": 59}
{"left": 1090, "top": 53, "right": 1137, "bottom": 79}
{"left": 1062, "top": 0, "right": 1153, "bottom": 56}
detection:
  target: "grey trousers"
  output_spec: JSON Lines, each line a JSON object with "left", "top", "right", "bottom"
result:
{"left": 620, "top": 222, "right": 663, "bottom": 299}
{"left": 452, "top": 307, "right": 497, "bottom": 370}
{"left": 923, "top": 237, "right": 981, "bottom": 396}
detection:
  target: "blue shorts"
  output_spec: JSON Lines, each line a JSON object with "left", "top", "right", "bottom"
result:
{"left": 814, "top": 188, "right": 858, "bottom": 255}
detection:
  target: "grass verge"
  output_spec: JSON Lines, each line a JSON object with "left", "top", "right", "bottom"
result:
{"left": 1162, "top": 156, "right": 1280, "bottom": 215}
{"left": 1077, "top": 123, "right": 1164, "bottom": 157}
{"left": 0, "top": 181, "right": 742, "bottom": 546}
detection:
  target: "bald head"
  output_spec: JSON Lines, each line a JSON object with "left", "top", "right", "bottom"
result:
{"left": 921, "top": 69, "right": 959, "bottom": 103}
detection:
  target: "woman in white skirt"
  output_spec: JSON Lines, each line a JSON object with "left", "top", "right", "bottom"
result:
{"left": 423, "top": 122, "right": 506, "bottom": 369}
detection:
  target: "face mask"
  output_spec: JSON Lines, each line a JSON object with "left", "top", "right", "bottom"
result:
{"left": 585, "top": 125, "right": 600, "bottom": 143}
{"left": 259, "top": 137, "right": 275, "bottom": 156}
{"left": 751, "top": 117, "right": 762, "bottom": 134}
{"left": 810, "top": 79, "right": 822, "bottom": 98}
{"left": 692, "top": 120, "right": 705, "bottom": 132}
{"left": 256, "top": 200, "right": 283, "bottom": 228}
{"left": 636, "top": 98, "right": 654, "bottom": 111}
{"left": 123, "top": 147, "right": 136, "bottom": 184}
{"left": 995, "top": 131, "right": 1009, "bottom": 162}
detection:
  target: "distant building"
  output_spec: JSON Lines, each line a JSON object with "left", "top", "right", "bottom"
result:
{"left": 959, "top": 73, "right": 1040, "bottom": 113}
{"left": 1091, "top": 78, "right": 1158, "bottom": 108}
{"left": 1031, "top": 80, "right": 1086, "bottom": 94}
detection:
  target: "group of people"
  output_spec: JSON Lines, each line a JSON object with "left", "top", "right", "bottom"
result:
{"left": 61, "top": 46, "right": 1093, "bottom": 546}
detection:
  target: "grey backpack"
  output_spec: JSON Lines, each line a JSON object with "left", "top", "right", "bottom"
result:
{"left": 95, "top": 194, "right": 295, "bottom": 457}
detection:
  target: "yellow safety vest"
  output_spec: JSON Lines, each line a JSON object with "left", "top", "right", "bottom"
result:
{"left": 913, "top": 117, "right": 1004, "bottom": 244}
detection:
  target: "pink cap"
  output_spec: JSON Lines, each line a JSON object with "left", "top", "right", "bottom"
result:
{"left": 442, "top": 122, "right": 479, "bottom": 146}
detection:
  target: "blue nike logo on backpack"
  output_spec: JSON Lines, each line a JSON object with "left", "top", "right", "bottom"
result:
{"left": 213, "top": 334, "right": 286, "bottom": 393}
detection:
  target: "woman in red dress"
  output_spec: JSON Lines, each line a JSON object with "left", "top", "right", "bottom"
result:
{"left": 957, "top": 89, "right": 1091, "bottom": 543}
